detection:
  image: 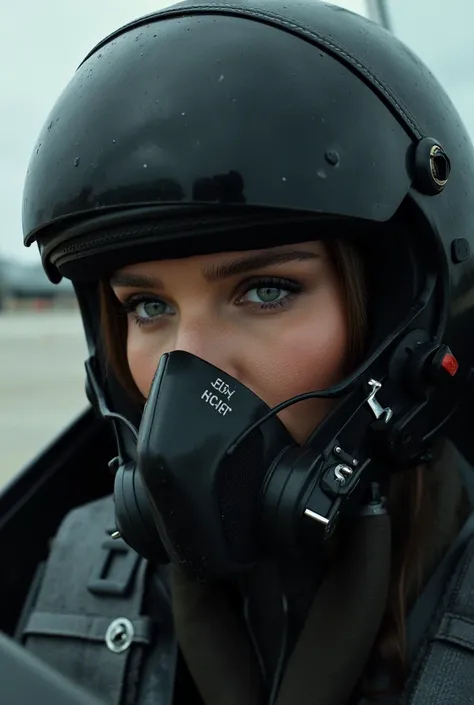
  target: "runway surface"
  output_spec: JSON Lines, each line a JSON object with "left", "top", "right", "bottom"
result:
{"left": 0, "top": 309, "right": 89, "bottom": 487}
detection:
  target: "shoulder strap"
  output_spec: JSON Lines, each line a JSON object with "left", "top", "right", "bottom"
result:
{"left": 353, "top": 512, "right": 474, "bottom": 705}
{"left": 405, "top": 528, "right": 474, "bottom": 704}
{"left": 21, "top": 495, "right": 173, "bottom": 705}
{"left": 405, "top": 510, "right": 474, "bottom": 665}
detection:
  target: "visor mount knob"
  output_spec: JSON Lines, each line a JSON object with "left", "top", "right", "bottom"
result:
{"left": 413, "top": 137, "right": 451, "bottom": 195}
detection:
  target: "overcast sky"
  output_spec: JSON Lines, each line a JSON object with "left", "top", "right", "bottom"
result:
{"left": 1, "top": 0, "right": 473, "bottom": 262}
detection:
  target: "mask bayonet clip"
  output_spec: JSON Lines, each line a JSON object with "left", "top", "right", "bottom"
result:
{"left": 367, "top": 379, "right": 393, "bottom": 423}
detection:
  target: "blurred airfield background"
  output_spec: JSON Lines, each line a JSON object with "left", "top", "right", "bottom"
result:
{"left": 0, "top": 296, "right": 88, "bottom": 487}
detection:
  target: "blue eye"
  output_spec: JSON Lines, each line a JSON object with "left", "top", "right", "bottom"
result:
{"left": 237, "top": 276, "right": 302, "bottom": 310}
{"left": 135, "top": 299, "right": 170, "bottom": 319}
{"left": 243, "top": 286, "right": 290, "bottom": 305}
{"left": 121, "top": 296, "right": 174, "bottom": 325}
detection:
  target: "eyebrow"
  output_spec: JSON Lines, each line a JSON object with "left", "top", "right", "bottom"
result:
{"left": 202, "top": 249, "right": 319, "bottom": 281}
{"left": 110, "top": 249, "right": 319, "bottom": 289}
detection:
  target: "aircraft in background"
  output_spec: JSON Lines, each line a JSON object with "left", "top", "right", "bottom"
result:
{"left": 0, "top": 257, "right": 73, "bottom": 309}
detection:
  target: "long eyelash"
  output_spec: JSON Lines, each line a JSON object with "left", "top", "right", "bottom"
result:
{"left": 130, "top": 313, "right": 153, "bottom": 328}
{"left": 236, "top": 275, "right": 302, "bottom": 297}
{"left": 118, "top": 293, "right": 156, "bottom": 313}
{"left": 236, "top": 276, "right": 302, "bottom": 310}
{"left": 258, "top": 298, "right": 289, "bottom": 311}
{"left": 118, "top": 294, "right": 165, "bottom": 327}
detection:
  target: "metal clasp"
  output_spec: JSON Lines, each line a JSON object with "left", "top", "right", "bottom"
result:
{"left": 367, "top": 379, "right": 393, "bottom": 423}
{"left": 334, "top": 464, "right": 353, "bottom": 486}
{"left": 105, "top": 618, "right": 135, "bottom": 653}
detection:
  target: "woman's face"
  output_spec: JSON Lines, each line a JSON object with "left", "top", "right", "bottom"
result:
{"left": 110, "top": 241, "right": 349, "bottom": 443}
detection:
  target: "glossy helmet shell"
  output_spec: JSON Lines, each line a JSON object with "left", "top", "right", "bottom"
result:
{"left": 22, "top": 0, "right": 474, "bottom": 459}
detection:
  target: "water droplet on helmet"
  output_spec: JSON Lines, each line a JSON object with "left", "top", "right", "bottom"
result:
{"left": 317, "top": 169, "right": 327, "bottom": 179}
{"left": 325, "top": 150, "right": 340, "bottom": 166}
{"left": 143, "top": 164, "right": 148, "bottom": 168}
{"left": 74, "top": 157, "right": 80, "bottom": 167}
{"left": 282, "top": 176, "right": 287, "bottom": 182}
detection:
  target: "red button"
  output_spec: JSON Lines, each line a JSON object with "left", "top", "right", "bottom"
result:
{"left": 441, "top": 353, "right": 459, "bottom": 376}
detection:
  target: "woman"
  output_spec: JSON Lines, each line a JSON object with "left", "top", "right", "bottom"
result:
{"left": 20, "top": 1, "right": 474, "bottom": 704}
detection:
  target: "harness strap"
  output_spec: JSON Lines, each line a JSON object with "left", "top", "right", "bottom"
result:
{"left": 406, "top": 532, "right": 474, "bottom": 704}
{"left": 22, "top": 495, "right": 150, "bottom": 705}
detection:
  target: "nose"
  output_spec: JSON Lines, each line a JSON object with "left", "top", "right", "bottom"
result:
{"left": 170, "top": 316, "right": 239, "bottom": 379}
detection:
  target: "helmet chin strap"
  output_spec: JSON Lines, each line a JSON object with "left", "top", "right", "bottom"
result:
{"left": 225, "top": 376, "right": 382, "bottom": 455}
{"left": 85, "top": 356, "right": 139, "bottom": 442}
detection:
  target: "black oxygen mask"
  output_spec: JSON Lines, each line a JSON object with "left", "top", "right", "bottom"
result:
{"left": 137, "top": 351, "right": 295, "bottom": 579}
